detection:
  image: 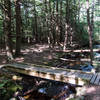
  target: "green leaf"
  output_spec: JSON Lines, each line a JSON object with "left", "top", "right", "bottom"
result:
{"left": 0, "top": 83, "right": 5, "bottom": 88}
{"left": 0, "top": 80, "right": 9, "bottom": 88}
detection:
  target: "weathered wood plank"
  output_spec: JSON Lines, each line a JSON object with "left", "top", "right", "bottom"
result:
{"left": 94, "top": 73, "right": 100, "bottom": 85}
{"left": 2, "top": 63, "right": 94, "bottom": 85}
{"left": 80, "top": 74, "right": 87, "bottom": 79}
{"left": 60, "top": 58, "right": 91, "bottom": 62}
{"left": 77, "top": 73, "right": 83, "bottom": 78}
{"left": 11, "top": 63, "right": 94, "bottom": 74}
{"left": 90, "top": 73, "right": 98, "bottom": 84}
{"left": 55, "top": 48, "right": 100, "bottom": 53}
{"left": 83, "top": 74, "right": 93, "bottom": 80}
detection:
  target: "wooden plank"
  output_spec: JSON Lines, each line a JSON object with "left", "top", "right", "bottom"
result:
{"left": 73, "top": 73, "right": 86, "bottom": 85}
{"left": 2, "top": 63, "right": 92, "bottom": 85}
{"left": 12, "top": 63, "right": 95, "bottom": 75}
{"left": 77, "top": 73, "right": 84, "bottom": 78}
{"left": 83, "top": 74, "right": 93, "bottom": 80}
{"left": 5, "top": 64, "right": 67, "bottom": 76}
{"left": 76, "top": 72, "right": 90, "bottom": 79}
{"left": 88, "top": 74, "right": 93, "bottom": 80}
{"left": 80, "top": 74, "right": 87, "bottom": 79}
{"left": 90, "top": 73, "right": 98, "bottom": 84}
{"left": 66, "top": 71, "right": 75, "bottom": 76}
{"left": 60, "top": 58, "right": 91, "bottom": 62}
{"left": 94, "top": 73, "right": 100, "bottom": 85}
{"left": 55, "top": 48, "right": 100, "bottom": 53}
{"left": 71, "top": 71, "right": 78, "bottom": 77}
{"left": 4, "top": 63, "right": 92, "bottom": 77}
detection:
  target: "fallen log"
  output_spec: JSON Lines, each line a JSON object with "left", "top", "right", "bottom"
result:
{"left": 55, "top": 49, "right": 100, "bottom": 53}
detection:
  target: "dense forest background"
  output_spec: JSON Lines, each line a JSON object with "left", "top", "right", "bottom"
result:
{"left": 0, "top": 0, "right": 100, "bottom": 63}
{"left": 0, "top": 0, "right": 100, "bottom": 99}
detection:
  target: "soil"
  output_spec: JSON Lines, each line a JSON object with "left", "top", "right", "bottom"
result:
{"left": 0, "top": 44, "right": 91, "bottom": 68}
{"left": 0, "top": 44, "right": 57, "bottom": 65}
{"left": 84, "top": 85, "right": 100, "bottom": 100}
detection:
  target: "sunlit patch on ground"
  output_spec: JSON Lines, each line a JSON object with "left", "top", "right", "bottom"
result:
{"left": 14, "top": 57, "right": 24, "bottom": 62}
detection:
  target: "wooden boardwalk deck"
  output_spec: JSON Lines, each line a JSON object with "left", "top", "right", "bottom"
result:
{"left": 2, "top": 63, "right": 100, "bottom": 86}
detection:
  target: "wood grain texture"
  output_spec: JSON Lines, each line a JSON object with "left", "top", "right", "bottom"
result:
{"left": 90, "top": 73, "right": 98, "bottom": 84}
{"left": 2, "top": 63, "right": 95, "bottom": 85}
{"left": 94, "top": 73, "right": 100, "bottom": 85}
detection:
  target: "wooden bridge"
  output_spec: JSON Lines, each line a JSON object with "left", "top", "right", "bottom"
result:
{"left": 1, "top": 63, "right": 100, "bottom": 86}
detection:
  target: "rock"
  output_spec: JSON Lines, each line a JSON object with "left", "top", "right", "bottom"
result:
{"left": 38, "top": 88, "right": 47, "bottom": 94}
{"left": 94, "top": 53, "right": 100, "bottom": 61}
{"left": 10, "top": 98, "right": 17, "bottom": 100}
{"left": 76, "top": 86, "right": 87, "bottom": 96}
{"left": 80, "top": 64, "right": 95, "bottom": 72}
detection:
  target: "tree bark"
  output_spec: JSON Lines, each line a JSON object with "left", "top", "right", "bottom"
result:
{"left": 52, "top": 1, "right": 56, "bottom": 46}
{"left": 4, "top": 0, "right": 13, "bottom": 60}
{"left": 55, "top": 0, "right": 60, "bottom": 45}
{"left": 59, "top": 0, "right": 63, "bottom": 43}
{"left": 48, "top": 0, "right": 53, "bottom": 47}
{"left": 15, "top": 0, "right": 22, "bottom": 56}
{"left": 86, "top": 0, "right": 93, "bottom": 64}
{"left": 33, "top": 0, "right": 38, "bottom": 43}
{"left": 91, "top": 0, "right": 94, "bottom": 40}
{"left": 78, "top": 0, "right": 80, "bottom": 22}
{"left": 63, "top": 0, "right": 69, "bottom": 51}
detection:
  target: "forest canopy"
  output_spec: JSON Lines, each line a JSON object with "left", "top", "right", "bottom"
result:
{"left": 0, "top": 0, "right": 99, "bottom": 62}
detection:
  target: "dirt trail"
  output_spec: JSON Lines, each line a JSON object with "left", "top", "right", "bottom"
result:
{"left": 0, "top": 44, "right": 55, "bottom": 65}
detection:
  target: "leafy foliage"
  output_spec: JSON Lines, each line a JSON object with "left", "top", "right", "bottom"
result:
{"left": 0, "top": 77, "right": 22, "bottom": 100}
{"left": 74, "top": 22, "right": 89, "bottom": 46}
{"left": 0, "top": 0, "right": 99, "bottom": 50}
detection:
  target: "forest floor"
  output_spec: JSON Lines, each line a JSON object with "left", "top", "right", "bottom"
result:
{"left": 0, "top": 44, "right": 94, "bottom": 66}
{"left": 0, "top": 44, "right": 57, "bottom": 65}
{"left": 0, "top": 44, "right": 100, "bottom": 100}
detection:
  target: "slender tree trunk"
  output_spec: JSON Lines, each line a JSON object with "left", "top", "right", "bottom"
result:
{"left": 55, "top": 0, "right": 60, "bottom": 45}
{"left": 24, "top": 0, "right": 29, "bottom": 28}
{"left": 0, "top": 1, "right": 5, "bottom": 49}
{"left": 48, "top": 0, "right": 53, "bottom": 47}
{"left": 4, "top": 0, "right": 13, "bottom": 60}
{"left": 78, "top": 0, "right": 80, "bottom": 22}
{"left": 52, "top": 1, "right": 56, "bottom": 46}
{"left": 86, "top": 0, "right": 93, "bottom": 64}
{"left": 24, "top": 0, "right": 29, "bottom": 43}
{"left": 63, "top": 0, "right": 69, "bottom": 51}
{"left": 15, "top": 0, "right": 22, "bottom": 56}
{"left": 33, "top": 0, "right": 38, "bottom": 43}
{"left": 91, "top": 0, "right": 94, "bottom": 40}
{"left": 59, "top": 0, "right": 63, "bottom": 43}
{"left": 44, "top": 0, "right": 49, "bottom": 44}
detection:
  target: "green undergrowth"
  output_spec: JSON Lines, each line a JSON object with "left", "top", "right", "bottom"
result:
{"left": 0, "top": 73, "right": 22, "bottom": 100}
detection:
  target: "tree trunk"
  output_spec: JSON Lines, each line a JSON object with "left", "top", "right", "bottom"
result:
{"left": 86, "top": 0, "right": 93, "bottom": 64}
{"left": 59, "top": 0, "right": 63, "bottom": 43}
{"left": 33, "top": 0, "right": 38, "bottom": 43}
{"left": 78, "top": 0, "right": 80, "bottom": 22}
{"left": 91, "top": 0, "right": 95, "bottom": 40}
{"left": 55, "top": 0, "right": 60, "bottom": 45}
{"left": 44, "top": 0, "right": 48, "bottom": 44}
{"left": 48, "top": 0, "right": 53, "bottom": 47}
{"left": 4, "top": 0, "right": 13, "bottom": 60}
{"left": 52, "top": 1, "right": 56, "bottom": 46}
{"left": 63, "top": 0, "right": 69, "bottom": 51}
{"left": 15, "top": 0, "right": 22, "bottom": 56}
